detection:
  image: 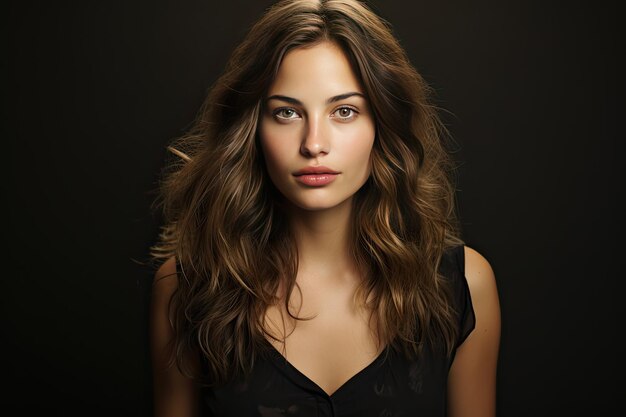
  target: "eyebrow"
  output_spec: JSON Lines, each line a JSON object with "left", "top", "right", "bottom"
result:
{"left": 265, "top": 92, "right": 365, "bottom": 106}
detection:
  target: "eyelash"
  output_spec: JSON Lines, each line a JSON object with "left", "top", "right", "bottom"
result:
{"left": 331, "top": 106, "right": 359, "bottom": 120}
{"left": 273, "top": 108, "right": 299, "bottom": 120}
{"left": 272, "top": 106, "right": 359, "bottom": 122}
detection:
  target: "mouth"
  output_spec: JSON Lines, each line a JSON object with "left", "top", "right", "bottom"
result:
{"left": 293, "top": 166, "right": 340, "bottom": 186}
{"left": 293, "top": 166, "right": 340, "bottom": 176}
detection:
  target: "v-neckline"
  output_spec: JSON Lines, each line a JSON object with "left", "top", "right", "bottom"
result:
{"left": 264, "top": 339, "right": 389, "bottom": 398}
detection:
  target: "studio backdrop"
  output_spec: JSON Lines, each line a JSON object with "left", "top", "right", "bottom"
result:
{"left": 4, "top": 0, "right": 619, "bottom": 416}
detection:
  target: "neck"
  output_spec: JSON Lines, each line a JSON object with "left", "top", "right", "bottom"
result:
{"left": 286, "top": 198, "right": 357, "bottom": 281}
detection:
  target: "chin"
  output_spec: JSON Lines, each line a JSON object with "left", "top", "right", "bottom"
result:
{"left": 296, "top": 203, "right": 341, "bottom": 212}
{"left": 287, "top": 195, "right": 354, "bottom": 212}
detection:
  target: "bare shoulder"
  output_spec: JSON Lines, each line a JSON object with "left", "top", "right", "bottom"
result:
{"left": 446, "top": 246, "right": 500, "bottom": 416}
{"left": 150, "top": 257, "right": 201, "bottom": 416}
{"left": 150, "top": 257, "right": 180, "bottom": 338}
{"left": 460, "top": 244, "right": 501, "bottom": 357}
{"left": 461, "top": 245, "right": 500, "bottom": 362}
{"left": 153, "top": 257, "right": 179, "bottom": 298}
{"left": 150, "top": 256, "right": 178, "bottom": 339}
{"left": 463, "top": 246, "right": 497, "bottom": 299}
{"left": 155, "top": 256, "right": 178, "bottom": 281}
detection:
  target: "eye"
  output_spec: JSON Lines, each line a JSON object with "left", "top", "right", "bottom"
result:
{"left": 273, "top": 107, "right": 300, "bottom": 121}
{"left": 331, "top": 106, "right": 358, "bottom": 121}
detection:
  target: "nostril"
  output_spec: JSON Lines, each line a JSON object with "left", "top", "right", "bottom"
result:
{"left": 300, "top": 140, "right": 329, "bottom": 157}
{"left": 302, "top": 147, "right": 324, "bottom": 157}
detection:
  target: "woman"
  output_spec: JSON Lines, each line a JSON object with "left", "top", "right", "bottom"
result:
{"left": 149, "top": 1, "right": 500, "bottom": 416}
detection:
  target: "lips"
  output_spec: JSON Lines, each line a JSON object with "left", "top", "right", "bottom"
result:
{"left": 293, "top": 166, "right": 340, "bottom": 176}
{"left": 293, "top": 166, "right": 340, "bottom": 186}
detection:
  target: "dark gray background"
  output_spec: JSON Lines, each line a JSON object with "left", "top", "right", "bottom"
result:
{"left": 4, "top": 0, "right": 620, "bottom": 416}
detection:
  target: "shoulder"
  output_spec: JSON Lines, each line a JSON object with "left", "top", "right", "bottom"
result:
{"left": 462, "top": 246, "right": 499, "bottom": 333}
{"left": 446, "top": 246, "right": 500, "bottom": 416}
{"left": 463, "top": 246, "right": 497, "bottom": 300}
{"left": 150, "top": 257, "right": 202, "bottom": 415}
{"left": 152, "top": 257, "right": 180, "bottom": 307}
{"left": 155, "top": 256, "right": 179, "bottom": 281}
{"left": 460, "top": 245, "right": 500, "bottom": 348}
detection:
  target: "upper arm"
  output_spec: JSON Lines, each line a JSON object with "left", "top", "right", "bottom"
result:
{"left": 150, "top": 257, "right": 201, "bottom": 417}
{"left": 447, "top": 246, "right": 501, "bottom": 417}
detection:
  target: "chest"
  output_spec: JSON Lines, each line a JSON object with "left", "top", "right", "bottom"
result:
{"left": 203, "top": 345, "right": 451, "bottom": 417}
{"left": 264, "top": 290, "right": 382, "bottom": 396}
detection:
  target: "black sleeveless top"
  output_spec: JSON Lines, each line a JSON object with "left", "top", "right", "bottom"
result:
{"left": 181, "top": 245, "right": 475, "bottom": 417}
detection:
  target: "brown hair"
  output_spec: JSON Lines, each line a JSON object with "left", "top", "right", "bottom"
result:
{"left": 151, "top": 0, "right": 463, "bottom": 386}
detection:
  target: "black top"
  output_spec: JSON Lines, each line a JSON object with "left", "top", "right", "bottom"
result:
{"left": 185, "top": 245, "right": 475, "bottom": 417}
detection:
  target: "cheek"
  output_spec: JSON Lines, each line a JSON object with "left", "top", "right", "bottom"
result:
{"left": 342, "top": 123, "right": 375, "bottom": 172}
{"left": 259, "top": 122, "right": 289, "bottom": 174}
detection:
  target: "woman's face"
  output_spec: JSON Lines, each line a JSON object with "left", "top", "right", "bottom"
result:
{"left": 259, "top": 41, "right": 376, "bottom": 212}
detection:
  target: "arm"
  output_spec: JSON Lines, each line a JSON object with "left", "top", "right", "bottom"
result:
{"left": 150, "top": 257, "right": 201, "bottom": 417}
{"left": 447, "top": 246, "right": 501, "bottom": 417}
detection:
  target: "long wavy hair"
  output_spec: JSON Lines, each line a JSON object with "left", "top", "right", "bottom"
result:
{"left": 150, "top": 0, "right": 463, "bottom": 386}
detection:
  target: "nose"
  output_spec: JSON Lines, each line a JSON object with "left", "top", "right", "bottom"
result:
{"left": 300, "top": 115, "right": 329, "bottom": 157}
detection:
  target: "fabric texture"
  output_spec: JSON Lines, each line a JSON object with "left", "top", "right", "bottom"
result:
{"left": 180, "top": 244, "right": 475, "bottom": 417}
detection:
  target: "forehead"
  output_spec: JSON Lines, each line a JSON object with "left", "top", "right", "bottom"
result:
{"left": 267, "top": 41, "right": 363, "bottom": 98}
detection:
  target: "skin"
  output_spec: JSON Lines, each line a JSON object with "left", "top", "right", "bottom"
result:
{"left": 259, "top": 41, "right": 380, "bottom": 396}
{"left": 150, "top": 40, "right": 500, "bottom": 417}
{"left": 448, "top": 246, "right": 501, "bottom": 417}
{"left": 151, "top": 268, "right": 201, "bottom": 417}
{"left": 259, "top": 42, "right": 376, "bottom": 214}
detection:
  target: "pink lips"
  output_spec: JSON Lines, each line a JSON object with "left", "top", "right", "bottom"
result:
{"left": 293, "top": 166, "right": 340, "bottom": 186}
